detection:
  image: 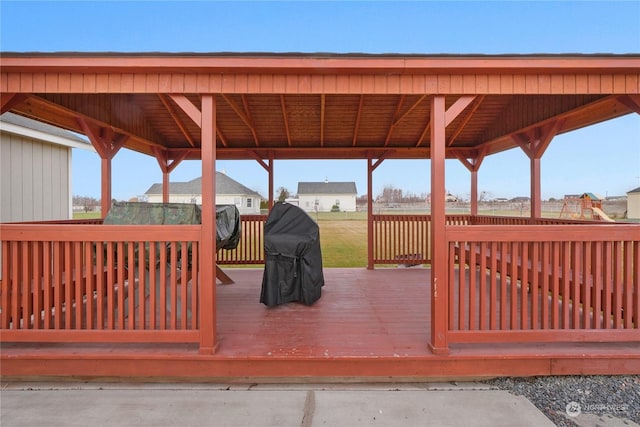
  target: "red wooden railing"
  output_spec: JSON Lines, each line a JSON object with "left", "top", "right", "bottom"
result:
{"left": 371, "top": 214, "right": 471, "bottom": 265}
{"left": 217, "top": 214, "right": 267, "bottom": 265}
{"left": 1, "top": 224, "right": 201, "bottom": 343}
{"left": 446, "top": 224, "right": 639, "bottom": 344}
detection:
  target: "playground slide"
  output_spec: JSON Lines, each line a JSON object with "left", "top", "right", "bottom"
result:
{"left": 591, "top": 207, "right": 615, "bottom": 222}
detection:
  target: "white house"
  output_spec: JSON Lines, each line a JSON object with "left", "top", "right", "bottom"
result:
{"left": 627, "top": 187, "right": 640, "bottom": 220}
{"left": 297, "top": 181, "right": 357, "bottom": 212}
{"left": 0, "top": 112, "right": 94, "bottom": 222}
{"left": 144, "top": 172, "right": 263, "bottom": 214}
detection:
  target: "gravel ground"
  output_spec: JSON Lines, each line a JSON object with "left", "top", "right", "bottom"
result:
{"left": 484, "top": 375, "right": 640, "bottom": 426}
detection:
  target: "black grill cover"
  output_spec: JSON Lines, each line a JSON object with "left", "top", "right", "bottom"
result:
{"left": 260, "top": 202, "right": 324, "bottom": 307}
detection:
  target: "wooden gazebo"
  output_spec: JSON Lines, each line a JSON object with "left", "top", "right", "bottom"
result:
{"left": 1, "top": 53, "right": 639, "bottom": 380}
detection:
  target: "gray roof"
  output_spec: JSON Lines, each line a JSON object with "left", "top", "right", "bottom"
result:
{"left": 297, "top": 182, "right": 357, "bottom": 195}
{"left": 145, "top": 172, "right": 263, "bottom": 198}
{"left": 628, "top": 187, "right": 640, "bottom": 194}
{"left": 1, "top": 112, "right": 88, "bottom": 144}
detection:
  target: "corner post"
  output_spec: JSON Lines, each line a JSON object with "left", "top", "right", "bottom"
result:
{"left": 200, "top": 95, "right": 217, "bottom": 354}
{"left": 429, "top": 95, "right": 449, "bottom": 354}
{"left": 367, "top": 154, "right": 374, "bottom": 269}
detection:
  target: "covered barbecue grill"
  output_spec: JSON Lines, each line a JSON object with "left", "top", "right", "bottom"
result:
{"left": 260, "top": 202, "right": 324, "bottom": 307}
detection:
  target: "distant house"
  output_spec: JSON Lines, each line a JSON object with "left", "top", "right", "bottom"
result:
{"left": 627, "top": 187, "right": 640, "bottom": 220}
{"left": 1, "top": 112, "right": 94, "bottom": 222}
{"left": 297, "top": 181, "right": 357, "bottom": 212}
{"left": 144, "top": 172, "right": 263, "bottom": 214}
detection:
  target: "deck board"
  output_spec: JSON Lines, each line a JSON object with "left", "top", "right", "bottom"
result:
{"left": 2, "top": 268, "right": 639, "bottom": 381}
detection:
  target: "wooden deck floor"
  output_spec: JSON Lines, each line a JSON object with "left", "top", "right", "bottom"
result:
{"left": 2, "top": 268, "right": 639, "bottom": 382}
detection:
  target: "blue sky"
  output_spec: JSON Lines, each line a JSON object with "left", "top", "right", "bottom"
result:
{"left": 1, "top": 1, "right": 639, "bottom": 200}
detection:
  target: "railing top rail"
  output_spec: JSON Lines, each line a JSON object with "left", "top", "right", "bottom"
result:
{"left": 446, "top": 224, "right": 640, "bottom": 242}
{"left": 0, "top": 224, "right": 201, "bottom": 241}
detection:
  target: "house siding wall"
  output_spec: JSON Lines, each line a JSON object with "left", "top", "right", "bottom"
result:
{"left": 145, "top": 193, "right": 261, "bottom": 214}
{"left": 628, "top": 193, "right": 640, "bottom": 219}
{"left": 298, "top": 194, "right": 356, "bottom": 212}
{"left": 0, "top": 130, "right": 70, "bottom": 222}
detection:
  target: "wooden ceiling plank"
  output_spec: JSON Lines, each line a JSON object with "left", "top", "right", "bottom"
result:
{"left": 280, "top": 95, "right": 292, "bottom": 147}
{"left": 352, "top": 95, "right": 364, "bottom": 147}
{"left": 158, "top": 94, "right": 197, "bottom": 147}
{"left": 447, "top": 95, "right": 485, "bottom": 147}
{"left": 384, "top": 95, "right": 406, "bottom": 147}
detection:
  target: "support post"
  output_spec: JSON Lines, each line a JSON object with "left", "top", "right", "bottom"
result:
{"left": 429, "top": 96, "right": 449, "bottom": 354}
{"left": 367, "top": 154, "right": 374, "bottom": 270}
{"left": 101, "top": 158, "right": 112, "bottom": 216}
{"left": 268, "top": 154, "right": 274, "bottom": 211}
{"left": 200, "top": 95, "right": 217, "bottom": 354}
{"left": 514, "top": 120, "right": 563, "bottom": 220}
{"left": 366, "top": 151, "right": 392, "bottom": 270}
{"left": 162, "top": 172, "right": 170, "bottom": 203}
{"left": 455, "top": 150, "right": 486, "bottom": 219}
{"left": 531, "top": 157, "right": 542, "bottom": 219}
{"left": 470, "top": 170, "right": 478, "bottom": 217}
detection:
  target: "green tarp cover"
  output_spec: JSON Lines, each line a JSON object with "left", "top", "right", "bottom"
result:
{"left": 104, "top": 202, "right": 241, "bottom": 249}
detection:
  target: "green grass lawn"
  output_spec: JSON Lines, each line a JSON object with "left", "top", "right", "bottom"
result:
{"left": 73, "top": 211, "right": 103, "bottom": 219}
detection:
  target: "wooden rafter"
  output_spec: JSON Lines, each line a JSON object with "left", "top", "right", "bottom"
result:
{"left": 320, "top": 94, "right": 326, "bottom": 147}
{"left": 222, "top": 94, "right": 260, "bottom": 146}
{"left": 280, "top": 95, "right": 292, "bottom": 147}
{"left": 241, "top": 94, "right": 260, "bottom": 146}
{"left": 384, "top": 95, "right": 406, "bottom": 147}
{"left": 352, "top": 95, "right": 364, "bottom": 147}
{"left": 216, "top": 128, "right": 229, "bottom": 148}
{"left": 158, "top": 94, "right": 196, "bottom": 147}
{"left": 1, "top": 93, "right": 27, "bottom": 114}
{"left": 447, "top": 95, "right": 485, "bottom": 146}
{"left": 394, "top": 94, "right": 428, "bottom": 126}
